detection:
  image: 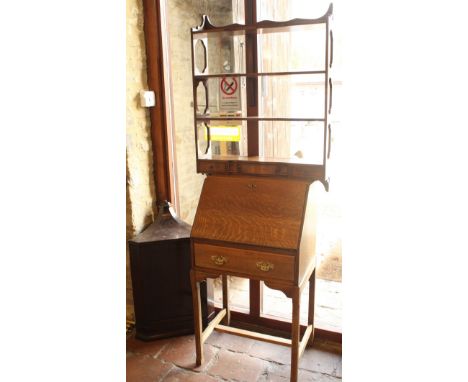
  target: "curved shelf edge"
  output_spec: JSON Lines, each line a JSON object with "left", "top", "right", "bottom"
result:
{"left": 192, "top": 14, "right": 245, "bottom": 33}
{"left": 192, "top": 3, "right": 333, "bottom": 34}
{"left": 318, "top": 177, "right": 330, "bottom": 192}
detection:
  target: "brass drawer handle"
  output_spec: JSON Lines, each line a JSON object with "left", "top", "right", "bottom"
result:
{"left": 211, "top": 255, "right": 227, "bottom": 266}
{"left": 256, "top": 261, "right": 274, "bottom": 272}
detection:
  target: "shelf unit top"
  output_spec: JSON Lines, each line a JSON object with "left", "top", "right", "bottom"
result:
{"left": 191, "top": 4, "right": 333, "bottom": 35}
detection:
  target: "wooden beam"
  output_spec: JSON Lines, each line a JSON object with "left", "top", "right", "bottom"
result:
{"left": 249, "top": 279, "right": 261, "bottom": 317}
{"left": 244, "top": 0, "right": 259, "bottom": 156}
{"left": 142, "top": 0, "right": 172, "bottom": 204}
{"left": 299, "top": 325, "right": 313, "bottom": 358}
{"left": 215, "top": 324, "right": 292, "bottom": 347}
{"left": 213, "top": 308, "right": 342, "bottom": 344}
{"left": 201, "top": 308, "right": 226, "bottom": 343}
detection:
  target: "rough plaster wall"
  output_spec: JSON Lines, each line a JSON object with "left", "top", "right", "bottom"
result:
{"left": 126, "top": 0, "right": 156, "bottom": 321}
{"left": 167, "top": 0, "right": 233, "bottom": 224}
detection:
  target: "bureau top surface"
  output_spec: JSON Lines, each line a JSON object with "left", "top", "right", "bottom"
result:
{"left": 191, "top": 175, "right": 310, "bottom": 251}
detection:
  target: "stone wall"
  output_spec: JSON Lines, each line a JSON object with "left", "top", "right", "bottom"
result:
{"left": 126, "top": 0, "right": 156, "bottom": 322}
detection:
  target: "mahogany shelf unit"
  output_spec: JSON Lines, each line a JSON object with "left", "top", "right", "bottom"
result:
{"left": 190, "top": 3, "right": 334, "bottom": 382}
{"left": 190, "top": 3, "right": 334, "bottom": 188}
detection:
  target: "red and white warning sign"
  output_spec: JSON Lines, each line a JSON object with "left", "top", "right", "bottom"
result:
{"left": 220, "top": 77, "right": 238, "bottom": 95}
{"left": 219, "top": 76, "right": 241, "bottom": 111}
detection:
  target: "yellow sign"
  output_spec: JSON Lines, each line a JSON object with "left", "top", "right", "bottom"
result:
{"left": 207, "top": 111, "right": 242, "bottom": 142}
{"left": 206, "top": 126, "right": 240, "bottom": 142}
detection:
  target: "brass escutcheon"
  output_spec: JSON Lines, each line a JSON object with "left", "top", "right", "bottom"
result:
{"left": 211, "top": 255, "right": 227, "bottom": 266}
{"left": 256, "top": 261, "right": 274, "bottom": 272}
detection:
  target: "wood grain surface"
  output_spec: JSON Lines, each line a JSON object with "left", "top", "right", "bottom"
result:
{"left": 191, "top": 175, "right": 308, "bottom": 250}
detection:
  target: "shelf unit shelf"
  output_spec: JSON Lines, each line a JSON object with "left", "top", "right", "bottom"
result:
{"left": 190, "top": 2, "right": 333, "bottom": 188}
{"left": 194, "top": 70, "right": 326, "bottom": 79}
{"left": 198, "top": 154, "right": 322, "bottom": 165}
{"left": 196, "top": 117, "right": 324, "bottom": 122}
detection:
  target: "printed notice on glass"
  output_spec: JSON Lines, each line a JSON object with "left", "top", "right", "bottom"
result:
{"left": 219, "top": 76, "right": 241, "bottom": 111}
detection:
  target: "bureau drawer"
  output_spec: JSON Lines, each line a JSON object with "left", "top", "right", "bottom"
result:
{"left": 193, "top": 242, "right": 295, "bottom": 282}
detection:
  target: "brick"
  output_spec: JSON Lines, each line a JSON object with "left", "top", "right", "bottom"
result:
{"left": 158, "top": 335, "right": 218, "bottom": 372}
{"left": 207, "top": 349, "right": 267, "bottom": 382}
{"left": 126, "top": 335, "right": 169, "bottom": 358}
{"left": 247, "top": 340, "right": 292, "bottom": 365}
{"left": 162, "top": 368, "right": 219, "bottom": 382}
{"left": 266, "top": 362, "right": 291, "bottom": 379}
{"left": 312, "top": 339, "right": 342, "bottom": 355}
{"left": 126, "top": 354, "right": 173, "bottom": 382}
{"left": 298, "top": 370, "right": 342, "bottom": 382}
{"left": 257, "top": 374, "right": 288, "bottom": 382}
{"left": 205, "top": 331, "right": 255, "bottom": 353}
{"left": 265, "top": 362, "right": 342, "bottom": 382}
{"left": 299, "top": 348, "right": 342, "bottom": 377}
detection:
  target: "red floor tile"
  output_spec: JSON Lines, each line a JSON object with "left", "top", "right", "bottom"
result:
{"left": 247, "top": 340, "right": 292, "bottom": 365}
{"left": 126, "top": 354, "right": 173, "bottom": 382}
{"left": 205, "top": 331, "right": 255, "bottom": 353}
{"left": 127, "top": 336, "right": 169, "bottom": 357}
{"left": 297, "top": 369, "right": 342, "bottom": 381}
{"left": 300, "top": 347, "right": 342, "bottom": 377}
{"left": 162, "top": 368, "right": 219, "bottom": 381}
{"left": 207, "top": 349, "right": 267, "bottom": 382}
{"left": 158, "top": 335, "right": 218, "bottom": 372}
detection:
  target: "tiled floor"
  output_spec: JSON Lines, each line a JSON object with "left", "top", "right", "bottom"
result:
{"left": 127, "top": 331, "right": 342, "bottom": 381}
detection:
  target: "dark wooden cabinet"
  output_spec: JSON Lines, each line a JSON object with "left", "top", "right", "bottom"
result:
{"left": 129, "top": 202, "right": 209, "bottom": 341}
